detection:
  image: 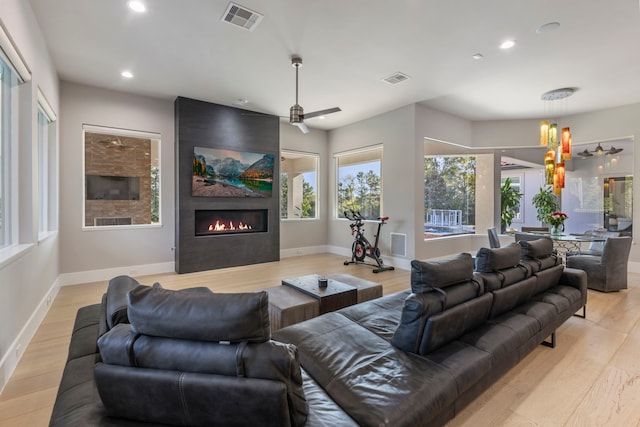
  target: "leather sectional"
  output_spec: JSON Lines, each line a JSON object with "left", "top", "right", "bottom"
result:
{"left": 49, "top": 238, "right": 586, "bottom": 426}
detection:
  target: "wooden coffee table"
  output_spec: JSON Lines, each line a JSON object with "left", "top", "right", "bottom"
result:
{"left": 282, "top": 274, "right": 357, "bottom": 315}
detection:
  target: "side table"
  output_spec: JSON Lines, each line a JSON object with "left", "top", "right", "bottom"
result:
{"left": 282, "top": 274, "right": 357, "bottom": 315}
{"left": 264, "top": 286, "right": 319, "bottom": 331}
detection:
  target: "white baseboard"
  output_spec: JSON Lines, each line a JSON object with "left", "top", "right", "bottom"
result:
{"left": 280, "top": 245, "right": 331, "bottom": 258}
{"left": 0, "top": 277, "right": 60, "bottom": 394}
{"left": 628, "top": 261, "right": 640, "bottom": 273}
{"left": 58, "top": 262, "right": 175, "bottom": 286}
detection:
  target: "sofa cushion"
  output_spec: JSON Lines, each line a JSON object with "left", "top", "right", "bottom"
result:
{"left": 410, "top": 253, "right": 474, "bottom": 293}
{"left": 519, "top": 238, "right": 554, "bottom": 259}
{"left": 475, "top": 243, "right": 521, "bottom": 272}
{"left": 391, "top": 292, "right": 445, "bottom": 353}
{"left": 489, "top": 277, "right": 537, "bottom": 319}
{"left": 127, "top": 286, "right": 270, "bottom": 343}
{"left": 532, "top": 264, "right": 564, "bottom": 295}
{"left": 419, "top": 293, "right": 493, "bottom": 354}
{"left": 98, "top": 324, "right": 307, "bottom": 426}
{"left": 477, "top": 265, "right": 529, "bottom": 292}
{"left": 95, "top": 363, "right": 300, "bottom": 427}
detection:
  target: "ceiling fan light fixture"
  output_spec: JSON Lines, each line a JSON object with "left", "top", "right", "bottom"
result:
{"left": 606, "top": 146, "right": 623, "bottom": 155}
{"left": 577, "top": 149, "right": 593, "bottom": 157}
{"left": 288, "top": 55, "right": 341, "bottom": 134}
{"left": 594, "top": 143, "right": 604, "bottom": 154}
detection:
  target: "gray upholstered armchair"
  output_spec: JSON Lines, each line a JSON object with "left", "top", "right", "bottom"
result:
{"left": 487, "top": 227, "right": 500, "bottom": 248}
{"left": 566, "top": 236, "right": 632, "bottom": 292}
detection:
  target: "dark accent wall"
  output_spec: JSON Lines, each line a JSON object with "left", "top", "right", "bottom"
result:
{"left": 175, "top": 97, "right": 280, "bottom": 273}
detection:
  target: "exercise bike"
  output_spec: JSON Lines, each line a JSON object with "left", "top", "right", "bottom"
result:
{"left": 343, "top": 210, "right": 394, "bottom": 273}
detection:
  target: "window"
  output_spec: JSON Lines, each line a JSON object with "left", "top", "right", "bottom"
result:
{"left": 280, "top": 151, "right": 318, "bottom": 219}
{"left": 336, "top": 146, "right": 382, "bottom": 219}
{"left": 37, "top": 90, "right": 57, "bottom": 239}
{"left": 83, "top": 125, "right": 161, "bottom": 228}
{"left": 0, "top": 55, "right": 20, "bottom": 250}
{"left": 501, "top": 174, "right": 524, "bottom": 223}
{"left": 424, "top": 155, "right": 476, "bottom": 238}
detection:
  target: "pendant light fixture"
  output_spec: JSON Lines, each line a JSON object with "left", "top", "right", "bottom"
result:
{"left": 539, "top": 88, "right": 576, "bottom": 195}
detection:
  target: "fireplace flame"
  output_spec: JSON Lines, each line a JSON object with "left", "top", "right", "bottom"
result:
{"left": 208, "top": 220, "right": 253, "bottom": 232}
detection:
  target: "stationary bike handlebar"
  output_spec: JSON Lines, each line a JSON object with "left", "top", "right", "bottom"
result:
{"left": 343, "top": 210, "right": 389, "bottom": 223}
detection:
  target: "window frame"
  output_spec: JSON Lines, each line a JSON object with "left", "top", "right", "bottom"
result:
{"left": 334, "top": 145, "right": 383, "bottom": 220}
{"left": 37, "top": 88, "right": 58, "bottom": 241}
{"left": 82, "top": 124, "right": 162, "bottom": 230}
{"left": 501, "top": 173, "right": 525, "bottom": 223}
{"left": 0, "top": 53, "right": 22, "bottom": 253}
{"left": 423, "top": 154, "right": 477, "bottom": 239}
{"left": 280, "top": 150, "right": 319, "bottom": 220}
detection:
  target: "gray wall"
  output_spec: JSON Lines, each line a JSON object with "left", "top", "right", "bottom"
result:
{"left": 279, "top": 123, "right": 330, "bottom": 254}
{"left": 0, "top": 0, "right": 60, "bottom": 390}
{"left": 59, "top": 82, "right": 176, "bottom": 274}
{"left": 328, "top": 105, "right": 416, "bottom": 261}
{"left": 174, "top": 97, "right": 280, "bottom": 273}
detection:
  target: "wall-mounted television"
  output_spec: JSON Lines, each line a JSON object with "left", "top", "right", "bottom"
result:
{"left": 86, "top": 175, "right": 140, "bottom": 200}
{"left": 192, "top": 146, "right": 274, "bottom": 198}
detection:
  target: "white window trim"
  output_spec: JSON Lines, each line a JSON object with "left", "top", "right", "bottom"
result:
{"left": 501, "top": 172, "right": 525, "bottom": 223}
{"left": 280, "top": 149, "right": 320, "bottom": 221}
{"left": 334, "top": 144, "right": 383, "bottom": 220}
{"left": 37, "top": 88, "right": 57, "bottom": 241}
{"left": 82, "top": 124, "right": 162, "bottom": 230}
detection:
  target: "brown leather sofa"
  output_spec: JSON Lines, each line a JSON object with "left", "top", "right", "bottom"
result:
{"left": 50, "top": 239, "right": 586, "bottom": 427}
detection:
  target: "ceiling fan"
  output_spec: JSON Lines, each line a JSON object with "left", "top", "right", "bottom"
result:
{"left": 289, "top": 56, "right": 341, "bottom": 134}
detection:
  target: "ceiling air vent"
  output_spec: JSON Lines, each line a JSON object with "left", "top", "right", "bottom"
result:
{"left": 222, "top": 2, "right": 264, "bottom": 31}
{"left": 382, "top": 72, "right": 410, "bottom": 84}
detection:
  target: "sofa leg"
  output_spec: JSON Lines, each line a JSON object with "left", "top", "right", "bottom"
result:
{"left": 541, "top": 332, "right": 556, "bottom": 348}
{"left": 573, "top": 305, "right": 586, "bottom": 319}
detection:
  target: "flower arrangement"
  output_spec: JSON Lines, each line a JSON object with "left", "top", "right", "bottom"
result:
{"left": 547, "top": 212, "right": 568, "bottom": 227}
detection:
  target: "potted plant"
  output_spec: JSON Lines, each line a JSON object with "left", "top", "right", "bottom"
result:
{"left": 501, "top": 178, "right": 522, "bottom": 233}
{"left": 532, "top": 186, "right": 558, "bottom": 226}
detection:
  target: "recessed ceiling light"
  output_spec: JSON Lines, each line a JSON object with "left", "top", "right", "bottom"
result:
{"left": 499, "top": 40, "right": 516, "bottom": 50}
{"left": 121, "top": 70, "right": 133, "bottom": 79}
{"left": 536, "top": 22, "right": 560, "bottom": 34}
{"left": 128, "top": 1, "right": 146, "bottom": 13}
{"left": 472, "top": 53, "right": 484, "bottom": 60}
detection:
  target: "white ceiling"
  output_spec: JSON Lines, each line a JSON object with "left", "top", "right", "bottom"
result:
{"left": 27, "top": 0, "right": 640, "bottom": 131}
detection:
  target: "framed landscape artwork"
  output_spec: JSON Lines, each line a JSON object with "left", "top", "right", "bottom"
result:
{"left": 192, "top": 146, "right": 274, "bottom": 197}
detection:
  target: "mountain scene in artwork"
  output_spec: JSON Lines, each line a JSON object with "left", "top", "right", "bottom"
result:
{"left": 192, "top": 146, "right": 274, "bottom": 198}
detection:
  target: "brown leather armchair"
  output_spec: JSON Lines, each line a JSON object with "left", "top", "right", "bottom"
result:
{"left": 566, "top": 236, "right": 632, "bottom": 292}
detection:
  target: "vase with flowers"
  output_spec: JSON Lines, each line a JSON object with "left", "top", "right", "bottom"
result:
{"left": 547, "top": 212, "right": 568, "bottom": 235}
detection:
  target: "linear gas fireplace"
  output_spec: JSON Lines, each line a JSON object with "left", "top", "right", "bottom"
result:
{"left": 195, "top": 209, "right": 268, "bottom": 236}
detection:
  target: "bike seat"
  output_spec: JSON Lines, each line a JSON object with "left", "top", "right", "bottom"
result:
{"left": 379, "top": 216, "right": 389, "bottom": 221}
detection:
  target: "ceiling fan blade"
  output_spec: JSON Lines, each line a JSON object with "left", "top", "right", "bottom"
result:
{"left": 294, "top": 121, "right": 309, "bottom": 134}
{"left": 302, "top": 107, "right": 341, "bottom": 120}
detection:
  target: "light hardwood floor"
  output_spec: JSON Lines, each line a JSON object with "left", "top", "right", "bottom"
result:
{"left": 1, "top": 253, "right": 639, "bottom": 427}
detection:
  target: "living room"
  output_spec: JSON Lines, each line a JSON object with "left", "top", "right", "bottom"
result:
{"left": 2, "top": 0, "right": 640, "bottom": 425}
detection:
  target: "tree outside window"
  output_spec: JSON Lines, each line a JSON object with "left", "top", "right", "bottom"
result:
{"left": 424, "top": 156, "right": 476, "bottom": 238}
{"left": 336, "top": 147, "right": 382, "bottom": 219}
{"left": 280, "top": 151, "right": 318, "bottom": 219}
